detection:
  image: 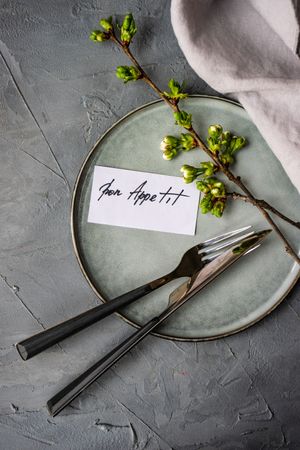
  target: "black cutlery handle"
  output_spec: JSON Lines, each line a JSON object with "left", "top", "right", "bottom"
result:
{"left": 16, "top": 281, "right": 165, "bottom": 361}
{"left": 47, "top": 316, "right": 160, "bottom": 416}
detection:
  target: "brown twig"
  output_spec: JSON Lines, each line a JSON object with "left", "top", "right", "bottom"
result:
{"left": 227, "top": 192, "right": 300, "bottom": 229}
{"left": 110, "top": 34, "right": 300, "bottom": 264}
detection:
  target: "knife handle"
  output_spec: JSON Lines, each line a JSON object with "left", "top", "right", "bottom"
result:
{"left": 16, "top": 275, "right": 171, "bottom": 361}
{"left": 47, "top": 316, "right": 160, "bottom": 416}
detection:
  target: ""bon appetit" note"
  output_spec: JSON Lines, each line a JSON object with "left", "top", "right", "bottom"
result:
{"left": 87, "top": 166, "right": 200, "bottom": 235}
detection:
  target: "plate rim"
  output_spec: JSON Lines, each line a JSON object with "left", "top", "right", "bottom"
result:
{"left": 71, "top": 94, "right": 300, "bottom": 342}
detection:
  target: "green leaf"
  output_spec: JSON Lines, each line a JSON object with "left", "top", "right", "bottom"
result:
{"left": 164, "top": 79, "right": 188, "bottom": 100}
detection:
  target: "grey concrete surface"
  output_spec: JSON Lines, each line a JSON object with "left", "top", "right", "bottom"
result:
{"left": 0, "top": 1, "right": 300, "bottom": 449}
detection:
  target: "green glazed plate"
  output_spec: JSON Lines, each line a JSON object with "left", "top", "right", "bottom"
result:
{"left": 72, "top": 96, "right": 300, "bottom": 341}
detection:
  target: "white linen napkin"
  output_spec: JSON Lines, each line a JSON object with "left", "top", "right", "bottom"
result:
{"left": 171, "top": 0, "right": 300, "bottom": 193}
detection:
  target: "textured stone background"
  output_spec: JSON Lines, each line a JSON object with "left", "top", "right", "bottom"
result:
{"left": 1, "top": 1, "right": 300, "bottom": 449}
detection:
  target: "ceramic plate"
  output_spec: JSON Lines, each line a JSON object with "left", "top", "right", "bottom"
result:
{"left": 72, "top": 96, "right": 300, "bottom": 341}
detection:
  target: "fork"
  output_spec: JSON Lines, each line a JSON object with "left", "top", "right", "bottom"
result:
{"left": 16, "top": 226, "right": 253, "bottom": 361}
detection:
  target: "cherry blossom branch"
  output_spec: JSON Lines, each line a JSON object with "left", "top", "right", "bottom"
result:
{"left": 90, "top": 16, "right": 300, "bottom": 264}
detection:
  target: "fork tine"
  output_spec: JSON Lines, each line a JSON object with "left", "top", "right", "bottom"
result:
{"left": 201, "top": 239, "right": 262, "bottom": 263}
{"left": 200, "top": 225, "right": 252, "bottom": 249}
{"left": 243, "top": 243, "right": 261, "bottom": 256}
{"left": 202, "top": 230, "right": 255, "bottom": 256}
{"left": 202, "top": 250, "right": 223, "bottom": 262}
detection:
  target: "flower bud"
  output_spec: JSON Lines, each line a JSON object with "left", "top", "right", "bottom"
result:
{"left": 174, "top": 111, "right": 192, "bottom": 129}
{"left": 208, "top": 124, "right": 223, "bottom": 138}
{"left": 180, "top": 164, "right": 196, "bottom": 176}
{"left": 196, "top": 181, "right": 210, "bottom": 193}
{"left": 90, "top": 30, "right": 110, "bottom": 42}
{"left": 200, "top": 194, "right": 213, "bottom": 214}
{"left": 183, "top": 175, "right": 195, "bottom": 184}
{"left": 231, "top": 136, "right": 246, "bottom": 152}
{"left": 180, "top": 133, "right": 197, "bottom": 151}
{"left": 163, "top": 149, "right": 177, "bottom": 160}
{"left": 180, "top": 164, "right": 190, "bottom": 173}
{"left": 220, "top": 131, "right": 231, "bottom": 145}
{"left": 220, "top": 153, "right": 234, "bottom": 165}
{"left": 207, "top": 137, "right": 221, "bottom": 153}
{"left": 180, "top": 164, "right": 198, "bottom": 180}
{"left": 160, "top": 135, "right": 179, "bottom": 151}
{"left": 211, "top": 180, "right": 225, "bottom": 196}
{"left": 120, "top": 13, "right": 137, "bottom": 44}
{"left": 211, "top": 187, "right": 221, "bottom": 196}
{"left": 205, "top": 177, "right": 215, "bottom": 185}
{"left": 99, "top": 17, "right": 113, "bottom": 32}
{"left": 116, "top": 66, "right": 141, "bottom": 83}
{"left": 222, "top": 131, "right": 231, "bottom": 140}
{"left": 200, "top": 161, "right": 217, "bottom": 176}
{"left": 211, "top": 200, "right": 226, "bottom": 218}
{"left": 213, "top": 180, "right": 223, "bottom": 188}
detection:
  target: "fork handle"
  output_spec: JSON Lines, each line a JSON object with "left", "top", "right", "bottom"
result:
{"left": 47, "top": 316, "right": 160, "bottom": 416}
{"left": 16, "top": 275, "right": 171, "bottom": 361}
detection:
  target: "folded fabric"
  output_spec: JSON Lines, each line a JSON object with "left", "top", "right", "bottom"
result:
{"left": 171, "top": 0, "right": 300, "bottom": 193}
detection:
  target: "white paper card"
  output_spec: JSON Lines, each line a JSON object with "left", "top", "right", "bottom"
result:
{"left": 87, "top": 166, "right": 200, "bottom": 235}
